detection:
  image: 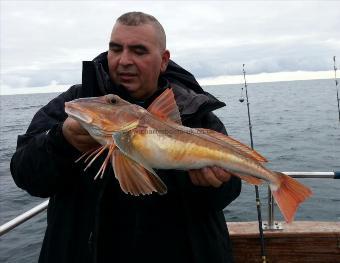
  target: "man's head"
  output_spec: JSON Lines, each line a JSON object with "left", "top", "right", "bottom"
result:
{"left": 107, "top": 12, "right": 170, "bottom": 100}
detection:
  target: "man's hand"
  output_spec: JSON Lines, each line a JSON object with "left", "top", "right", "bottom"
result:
{"left": 62, "top": 117, "right": 100, "bottom": 152}
{"left": 189, "top": 166, "right": 232, "bottom": 188}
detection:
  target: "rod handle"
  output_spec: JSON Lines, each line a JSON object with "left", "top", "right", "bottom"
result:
{"left": 335, "top": 171, "right": 340, "bottom": 179}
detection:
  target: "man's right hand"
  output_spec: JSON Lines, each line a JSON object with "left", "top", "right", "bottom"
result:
{"left": 62, "top": 117, "right": 100, "bottom": 152}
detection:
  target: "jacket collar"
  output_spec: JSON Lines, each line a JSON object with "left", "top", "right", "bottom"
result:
{"left": 171, "top": 83, "right": 225, "bottom": 121}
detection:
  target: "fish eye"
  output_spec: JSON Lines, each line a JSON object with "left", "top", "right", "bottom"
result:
{"left": 105, "top": 95, "right": 116, "bottom": 104}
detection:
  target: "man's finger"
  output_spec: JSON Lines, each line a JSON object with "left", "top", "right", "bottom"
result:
{"left": 202, "top": 167, "right": 223, "bottom": 187}
{"left": 212, "top": 166, "right": 232, "bottom": 182}
{"left": 195, "top": 169, "right": 210, "bottom": 186}
{"left": 189, "top": 170, "right": 200, "bottom": 185}
{"left": 189, "top": 169, "right": 210, "bottom": 186}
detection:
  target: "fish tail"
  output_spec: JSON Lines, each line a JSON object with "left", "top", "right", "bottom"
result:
{"left": 270, "top": 173, "right": 312, "bottom": 223}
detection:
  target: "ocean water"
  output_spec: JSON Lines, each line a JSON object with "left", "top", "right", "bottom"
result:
{"left": 0, "top": 79, "right": 339, "bottom": 262}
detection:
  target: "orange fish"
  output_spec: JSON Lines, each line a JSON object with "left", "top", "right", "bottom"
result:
{"left": 65, "top": 88, "right": 312, "bottom": 223}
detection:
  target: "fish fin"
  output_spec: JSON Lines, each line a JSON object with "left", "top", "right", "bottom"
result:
{"left": 94, "top": 144, "right": 117, "bottom": 180}
{"left": 112, "top": 149, "right": 167, "bottom": 196}
{"left": 196, "top": 128, "right": 268, "bottom": 163}
{"left": 83, "top": 145, "right": 108, "bottom": 171}
{"left": 271, "top": 173, "right": 313, "bottom": 223}
{"left": 75, "top": 146, "right": 103, "bottom": 163}
{"left": 232, "top": 172, "right": 264, "bottom": 185}
{"left": 147, "top": 88, "right": 182, "bottom": 124}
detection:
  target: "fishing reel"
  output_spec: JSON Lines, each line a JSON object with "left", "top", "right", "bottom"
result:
{"left": 239, "top": 87, "right": 245, "bottom": 103}
{"left": 239, "top": 64, "right": 246, "bottom": 103}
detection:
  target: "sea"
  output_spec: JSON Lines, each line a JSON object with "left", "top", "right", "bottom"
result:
{"left": 0, "top": 79, "right": 340, "bottom": 262}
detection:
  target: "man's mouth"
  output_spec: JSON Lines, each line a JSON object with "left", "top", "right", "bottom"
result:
{"left": 118, "top": 72, "right": 137, "bottom": 82}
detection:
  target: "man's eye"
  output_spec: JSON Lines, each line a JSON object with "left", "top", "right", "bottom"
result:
{"left": 109, "top": 45, "right": 122, "bottom": 53}
{"left": 134, "top": 48, "right": 147, "bottom": 55}
{"left": 110, "top": 48, "right": 121, "bottom": 53}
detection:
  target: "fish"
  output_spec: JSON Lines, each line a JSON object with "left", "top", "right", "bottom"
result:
{"left": 65, "top": 88, "right": 312, "bottom": 223}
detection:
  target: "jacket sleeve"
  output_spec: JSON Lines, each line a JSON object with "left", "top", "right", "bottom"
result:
{"left": 183, "top": 112, "right": 242, "bottom": 212}
{"left": 10, "top": 85, "right": 83, "bottom": 198}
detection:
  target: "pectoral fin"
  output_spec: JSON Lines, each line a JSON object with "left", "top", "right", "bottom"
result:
{"left": 112, "top": 149, "right": 167, "bottom": 195}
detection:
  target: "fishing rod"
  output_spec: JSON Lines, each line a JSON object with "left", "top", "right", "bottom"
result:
{"left": 239, "top": 64, "right": 267, "bottom": 263}
{"left": 333, "top": 56, "right": 340, "bottom": 123}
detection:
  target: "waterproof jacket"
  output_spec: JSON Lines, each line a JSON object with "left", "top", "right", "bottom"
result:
{"left": 11, "top": 52, "right": 241, "bottom": 263}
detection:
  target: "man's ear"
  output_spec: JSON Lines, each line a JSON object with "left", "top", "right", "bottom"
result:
{"left": 160, "top": 50, "right": 170, "bottom": 73}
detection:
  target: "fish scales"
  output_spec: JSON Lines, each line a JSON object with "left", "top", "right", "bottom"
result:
{"left": 129, "top": 118, "right": 275, "bottom": 183}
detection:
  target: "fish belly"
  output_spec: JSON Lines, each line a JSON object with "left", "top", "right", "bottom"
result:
{"left": 132, "top": 132, "right": 255, "bottom": 172}
{"left": 134, "top": 131, "right": 280, "bottom": 185}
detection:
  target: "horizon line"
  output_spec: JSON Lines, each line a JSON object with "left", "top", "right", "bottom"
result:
{"left": 0, "top": 70, "right": 335, "bottom": 96}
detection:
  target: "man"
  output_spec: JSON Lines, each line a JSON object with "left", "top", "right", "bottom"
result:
{"left": 11, "top": 12, "right": 241, "bottom": 263}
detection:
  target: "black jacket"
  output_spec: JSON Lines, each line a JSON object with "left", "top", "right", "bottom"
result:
{"left": 10, "top": 52, "right": 241, "bottom": 263}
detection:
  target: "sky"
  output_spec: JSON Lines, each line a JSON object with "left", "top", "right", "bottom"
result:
{"left": 1, "top": 0, "right": 339, "bottom": 95}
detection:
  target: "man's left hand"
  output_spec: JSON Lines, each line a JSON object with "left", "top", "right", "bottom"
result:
{"left": 189, "top": 166, "right": 232, "bottom": 188}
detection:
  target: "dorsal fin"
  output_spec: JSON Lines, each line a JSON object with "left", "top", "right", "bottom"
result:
{"left": 147, "top": 88, "right": 182, "bottom": 124}
{"left": 196, "top": 128, "right": 268, "bottom": 163}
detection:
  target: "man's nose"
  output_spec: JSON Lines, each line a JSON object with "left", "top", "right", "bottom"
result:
{"left": 119, "top": 50, "right": 133, "bottom": 66}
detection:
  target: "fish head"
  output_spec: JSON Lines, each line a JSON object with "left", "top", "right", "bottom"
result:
{"left": 65, "top": 94, "right": 144, "bottom": 133}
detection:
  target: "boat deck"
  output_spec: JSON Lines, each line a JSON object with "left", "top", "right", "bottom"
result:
{"left": 228, "top": 221, "right": 340, "bottom": 262}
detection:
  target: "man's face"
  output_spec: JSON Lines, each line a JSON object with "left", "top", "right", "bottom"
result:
{"left": 107, "top": 23, "right": 170, "bottom": 100}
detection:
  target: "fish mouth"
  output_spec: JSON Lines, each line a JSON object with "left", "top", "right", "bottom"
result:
{"left": 65, "top": 102, "right": 93, "bottom": 124}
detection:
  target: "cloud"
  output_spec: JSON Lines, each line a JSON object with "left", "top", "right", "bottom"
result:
{"left": 177, "top": 38, "right": 339, "bottom": 77}
{"left": 1, "top": 60, "right": 82, "bottom": 91}
{"left": 1, "top": 1, "right": 340, "bottom": 94}
{"left": 198, "top": 70, "right": 334, "bottom": 86}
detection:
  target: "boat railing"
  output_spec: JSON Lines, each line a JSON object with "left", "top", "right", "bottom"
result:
{"left": 263, "top": 171, "right": 340, "bottom": 230}
{"left": 0, "top": 200, "right": 49, "bottom": 237}
{"left": 0, "top": 171, "right": 339, "bottom": 237}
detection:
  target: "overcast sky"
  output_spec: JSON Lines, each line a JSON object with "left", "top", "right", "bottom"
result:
{"left": 1, "top": 0, "right": 340, "bottom": 95}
